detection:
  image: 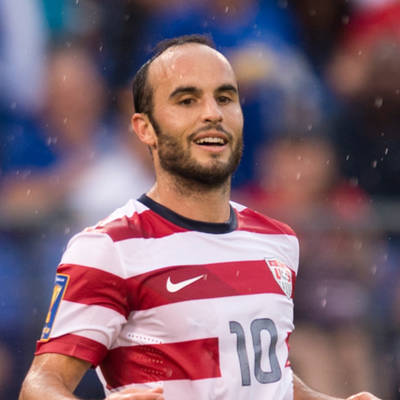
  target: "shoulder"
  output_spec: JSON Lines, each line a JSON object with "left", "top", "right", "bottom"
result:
{"left": 85, "top": 198, "right": 150, "bottom": 241}
{"left": 60, "top": 199, "right": 149, "bottom": 277}
{"left": 231, "top": 200, "right": 297, "bottom": 237}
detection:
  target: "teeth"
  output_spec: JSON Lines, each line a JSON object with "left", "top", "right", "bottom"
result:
{"left": 195, "top": 137, "right": 225, "bottom": 145}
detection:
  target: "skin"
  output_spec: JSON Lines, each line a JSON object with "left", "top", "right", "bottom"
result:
{"left": 132, "top": 43, "right": 243, "bottom": 223}
{"left": 19, "top": 43, "right": 381, "bottom": 400}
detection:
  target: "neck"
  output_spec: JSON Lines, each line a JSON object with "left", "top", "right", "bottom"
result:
{"left": 146, "top": 171, "right": 232, "bottom": 223}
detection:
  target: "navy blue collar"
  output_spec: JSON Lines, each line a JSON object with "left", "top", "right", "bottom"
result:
{"left": 138, "top": 194, "right": 237, "bottom": 234}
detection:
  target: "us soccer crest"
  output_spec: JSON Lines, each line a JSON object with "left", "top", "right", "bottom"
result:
{"left": 265, "top": 258, "right": 293, "bottom": 298}
{"left": 40, "top": 273, "right": 69, "bottom": 341}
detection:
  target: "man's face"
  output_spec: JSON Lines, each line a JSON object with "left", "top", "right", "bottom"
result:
{"left": 147, "top": 43, "right": 244, "bottom": 187}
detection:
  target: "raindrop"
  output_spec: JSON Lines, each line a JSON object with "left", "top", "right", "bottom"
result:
{"left": 296, "top": 172, "right": 301, "bottom": 181}
{"left": 236, "top": 270, "right": 240, "bottom": 277}
{"left": 385, "top": 147, "right": 389, "bottom": 155}
{"left": 357, "top": 50, "right": 363, "bottom": 56}
{"left": 380, "top": 132, "right": 385, "bottom": 137}
{"left": 297, "top": 155, "right": 302, "bottom": 161}
{"left": 350, "top": 178, "right": 358, "bottom": 186}
{"left": 354, "top": 240, "right": 363, "bottom": 250}
{"left": 224, "top": 6, "right": 229, "bottom": 13}
{"left": 26, "top": 189, "right": 31, "bottom": 197}
{"left": 22, "top": 170, "right": 32, "bottom": 179}
{"left": 99, "top": 44, "right": 103, "bottom": 52}
{"left": 75, "top": 0, "right": 79, "bottom": 4}
{"left": 371, "top": 160, "right": 378, "bottom": 168}
{"left": 374, "top": 97, "right": 383, "bottom": 108}
{"left": 63, "top": 117, "right": 68, "bottom": 125}
{"left": 64, "top": 227, "right": 71, "bottom": 235}
{"left": 371, "top": 265, "right": 377, "bottom": 275}
{"left": 63, "top": 75, "right": 67, "bottom": 82}
{"left": 307, "top": 124, "right": 313, "bottom": 131}
{"left": 326, "top": 159, "right": 330, "bottom": 165}
{"left": 321, "top": 298, "right": 327, "bottom": 308}
{"left": 396, "top": 89, "right": 400, "bottom": 95}
{"left": 345, "top": 154, "right": 350, "bottom": 161}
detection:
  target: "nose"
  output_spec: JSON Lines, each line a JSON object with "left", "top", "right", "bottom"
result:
{"left": 201, "top": 97, "right": 223, "bottom": 124}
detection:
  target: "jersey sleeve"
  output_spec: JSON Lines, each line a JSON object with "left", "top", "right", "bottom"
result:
{"left": 35, "top": 230, "right": 128, "bottom": 367}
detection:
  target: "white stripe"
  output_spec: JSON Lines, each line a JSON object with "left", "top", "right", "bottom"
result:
{"left": 104, "top": 372, "right": 292, "bottom": 400}
{"left": 112, "top": 293, "right": 294, "bottom": 348}
{"left": 229, "top": 200, "right": 247, "bottom": 212}
{"left": 51, "top": 300, "right": 126, "bottom": 348}
{"left": 61, "top": 230, "right": 298, "bottom": 279}
{"left": 116, "top": 231, "right": 298, "bottom": 277}
{"left": 60, "top": 231, "right": 126, "bottom": 277}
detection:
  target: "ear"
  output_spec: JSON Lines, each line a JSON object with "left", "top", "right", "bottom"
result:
{"left": 131, "top": 113, "right": 157, "bottom": 148}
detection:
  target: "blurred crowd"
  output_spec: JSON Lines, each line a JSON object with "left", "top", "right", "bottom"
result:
{"left": 1, "top": 0, "right": 400, "bottom": 398}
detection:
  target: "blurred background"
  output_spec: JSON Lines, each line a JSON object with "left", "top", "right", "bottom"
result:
{"left": 1, "top": 0, "right": 400, "bottom": 398}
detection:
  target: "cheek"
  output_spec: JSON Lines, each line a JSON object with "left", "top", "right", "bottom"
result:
{"left": 228, "top": 107, "right": 244, "bottom": 134}
{"left": 156, "top": 107, "right": 198, "bottom": 136}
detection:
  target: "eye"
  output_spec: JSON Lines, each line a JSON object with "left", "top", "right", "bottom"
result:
{"left": 217, "top": 95, "right": 232, "bottom": 104}
{"left": 179, "top": 98, "right": 196, "bottom": 106}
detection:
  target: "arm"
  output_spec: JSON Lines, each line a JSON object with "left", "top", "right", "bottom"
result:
{"left": 19, "top": 353, "right": 164, "bottom": 400}
{"left": 293, "top": 374, "right": 381, "bottom": 400}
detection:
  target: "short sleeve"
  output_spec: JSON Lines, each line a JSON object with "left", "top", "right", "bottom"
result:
{"left": 35, "top": 230, "right": 128, "bottom": 366}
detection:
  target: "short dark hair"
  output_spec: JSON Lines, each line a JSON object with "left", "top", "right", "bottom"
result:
{"left": 132, "top": 34, "right": 215, "bottom": 116}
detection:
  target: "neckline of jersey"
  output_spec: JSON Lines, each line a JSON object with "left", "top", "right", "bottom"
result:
{"left": 138, "top": 194, "right": 238, "bottom": 234}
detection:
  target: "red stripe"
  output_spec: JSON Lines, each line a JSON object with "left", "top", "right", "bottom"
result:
{"left": 236, "top": 208, "right": 296, "bottom": 236}
{"left": 93, "top": 211, "right": 188, "bottom": 242}
{"left": 90, "top": 207, "right": 295, "bottom": 242}
{"left": 35, "top": 334, "right": 108, "bottom": 366}
{"left": 57, "top": 264, "right": 129, "bottom": 317}
{"left": 101, "top": 338, "right": 220, "bottom": 388}
{"left": 128, "top": 260, "right": 296, "bottom": 311}
{"left": 285, "top": 331, "right": 292, "bottom": 367}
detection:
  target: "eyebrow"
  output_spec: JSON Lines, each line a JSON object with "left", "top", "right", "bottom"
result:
{"left": 169, "top": 86, "right": 201, "bottom": 99}
{"left": 215, "top": 84, "right": 238, "bottom": 95}
{"left": 169, "top": 83, "right": 239, "bottom": 100}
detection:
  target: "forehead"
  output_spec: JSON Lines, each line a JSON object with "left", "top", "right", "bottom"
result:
{"left": 148, "top": 44, "right": 237, "bottom": 96}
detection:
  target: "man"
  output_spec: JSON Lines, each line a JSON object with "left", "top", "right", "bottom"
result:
{"left": 19, "top": 35, "right": 381, "bottom": 400}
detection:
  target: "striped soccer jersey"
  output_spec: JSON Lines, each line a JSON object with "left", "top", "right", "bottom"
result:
{"left": 36, "top": 194, "right": 299, "bottom": 399}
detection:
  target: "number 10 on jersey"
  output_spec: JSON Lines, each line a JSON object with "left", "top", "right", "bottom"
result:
{"left": 229, "top": 318, "right": 282, "bottom": 386}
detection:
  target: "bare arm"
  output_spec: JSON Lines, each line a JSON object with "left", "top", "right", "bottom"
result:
{"left": 19, "top": 353, "right": 164, "bottom": 400}
{"left": 19, "top": 353, "right": 90, "bottom": 400}
{"left": 293, "top": 374, "right": 381, "bottom": 400}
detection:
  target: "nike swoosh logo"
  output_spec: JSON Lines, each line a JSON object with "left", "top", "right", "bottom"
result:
{"left": 166, "top": 274, "right": 205, "bottom": 293}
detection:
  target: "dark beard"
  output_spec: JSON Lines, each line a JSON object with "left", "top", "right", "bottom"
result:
{"left": 150, "top": 114, "right": 243, "bottom": 188}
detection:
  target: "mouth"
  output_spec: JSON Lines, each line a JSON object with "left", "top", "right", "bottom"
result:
{"left": 193, "top": 131, "right": 229, "bottom": 147}
{"left": 194, "top": 137, "right": 227, "bottom": 146}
